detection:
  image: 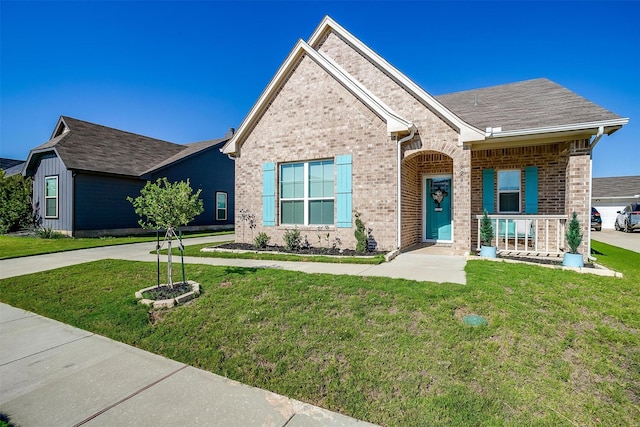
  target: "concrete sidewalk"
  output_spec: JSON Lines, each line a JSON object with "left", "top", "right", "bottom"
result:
{"left": 0, "top": 303, "right": 375, "bottom": 426}
{"left": 0, "top": 234, "right": 467, "bottom": 284}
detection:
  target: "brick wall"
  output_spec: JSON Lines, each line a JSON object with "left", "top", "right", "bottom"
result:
{"left": 317, "top": 30, "right": 472, "bottom": 254}
{"left": 565, "top": 139, "right": 592, "bottom": 257}
{"left": 235, "top": 54, "right": 399, "bottom": 251}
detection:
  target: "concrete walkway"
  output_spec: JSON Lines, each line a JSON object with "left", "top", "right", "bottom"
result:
{"left": 0, "top": 235, "right": 467, "bottom": 284}
{"left": 0, "top": 235, "right": 466, "bottom": 426}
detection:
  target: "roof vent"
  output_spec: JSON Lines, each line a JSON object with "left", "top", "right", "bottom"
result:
{"left": 473, "top": 94, "right": 478, "bottom": 107}
{"left": 225, "top": 128, "right": 235, "bottom": 138}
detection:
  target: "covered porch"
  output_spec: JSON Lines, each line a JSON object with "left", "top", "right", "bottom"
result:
{"left": 475, "top": 214, "right": 568, "bottom": 257}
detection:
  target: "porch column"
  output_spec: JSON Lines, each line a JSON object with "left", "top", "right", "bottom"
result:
{"left": 564, "top": 139, "right": 591, "bottom": 258}
{"left": 453, "top": 146, "right": 472, "bottom": 255}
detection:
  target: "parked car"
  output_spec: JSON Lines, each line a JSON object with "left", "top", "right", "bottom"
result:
{"left": 591, "top": 207, "right": 602, "bottom": 231}
{"left": 615, "top": 202, "right": 640, "bottom": 232}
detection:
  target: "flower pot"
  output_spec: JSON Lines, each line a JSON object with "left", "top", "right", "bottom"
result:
{"left": 562, "top": 253, "right": 584, "bottom": 268}
{"left": 480, "top": 245, "right": 497, "bottom": 258}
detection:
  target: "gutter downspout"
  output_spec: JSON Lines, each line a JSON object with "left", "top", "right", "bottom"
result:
{"left": 587, "top": 126, "right": 603, "bottom": 261}
{"left": 396, "top": 126, "right": 416, "bottom": 250}
{"left": 589, "top": 125, "right": 605, "bottom": 150}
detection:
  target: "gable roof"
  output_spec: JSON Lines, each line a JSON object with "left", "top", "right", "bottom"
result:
{"left": 222, "top": 38, "right": 417, "bottom": 155}
{"left": 24, "top": 116, "right": 231, "bottom": 178}
{"left": 223, "top": 16, "right": 628, "bottom": 154}
{"left": 436, "top": 78, "right": 627, "bottom": 137}
{"left": 592, "top": 176, "right": 640, "bottom": 199}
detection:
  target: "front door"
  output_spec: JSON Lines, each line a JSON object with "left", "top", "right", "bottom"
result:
{"left": 425, "top": 176, "right": 452, "bottom": 241}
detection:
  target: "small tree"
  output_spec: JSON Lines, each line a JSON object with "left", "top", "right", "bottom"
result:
{"left": 479, "top": 210, "right": 494, "bottom": 247}
{"left": 354, "top": 211, "right": 368, "bottom": 253}
{"left": 127, "top": 178, "right": 203, "bottom": 287}
{"left": 566, "top": 212, "right": 583, "bottom": 254}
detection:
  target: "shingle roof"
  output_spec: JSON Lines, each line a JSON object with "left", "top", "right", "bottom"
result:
{"left": 435, "top": 78, "right": 623, "bottom": 132}
{"left": 143, "top": 137, "right": 229, "bottom": 175}
{"left": 592, "top": 176, "right": 640, "bottom": 199}
{"left": 27, "top": 117, "right": 230, "bottom": 178}
{"left": 0, "top": 158, "right": 24, "bottom": 170}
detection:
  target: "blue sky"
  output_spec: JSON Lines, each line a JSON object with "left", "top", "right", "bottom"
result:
{"left": 1, "top": 1, "right": 638, "bottom": 177}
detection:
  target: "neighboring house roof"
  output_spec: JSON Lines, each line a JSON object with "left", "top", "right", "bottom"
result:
{"left": 223, "top": 16, "right": 628, "bottom": 154}
{"left": 142, "top": 136, "right": 230, "bottom": 176}
{"left": 1, "top": 158, "right": 24, "bottom": 170}
{"left": 24, "top": 116, "right": 232, "bottom": 178}
{"left": 436, "top": 78, "right": 626, "bottom": 136}
{"left": 592, "top": 176, "right": 640, "bottom": 199}
{"left": 1, "top": 158, "right": 25, "bottom": 176}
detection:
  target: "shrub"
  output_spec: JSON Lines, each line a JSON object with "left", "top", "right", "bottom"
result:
{"left": 35, "top": 227, "right": 67, "bottom": 239}
{"left": 283, "top": 228, "right": 301, "bottom": 252}
{"left": 0, "top": 171, "right": 33, "bottom": 234}
{"left": 354, "top": 211, "right": 367, "bottom": 253}
{"left": 480, "top": 210, "right": 494, "bottom": 246}
{"left": 566, "top": 212, "right": 583, "bottom": 254}
{"left": 254, "top": 232, "right": 270, "bottom": 249}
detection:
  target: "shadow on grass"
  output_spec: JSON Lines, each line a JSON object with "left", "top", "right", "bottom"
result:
{"left": 222, "top": 266, "right": 259, "bottom": 275}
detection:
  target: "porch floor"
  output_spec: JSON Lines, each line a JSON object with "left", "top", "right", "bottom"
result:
{"left": 402, "top": 243, "right": 456, "bottom": 256}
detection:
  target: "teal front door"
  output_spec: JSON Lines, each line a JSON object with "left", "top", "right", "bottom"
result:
{"left": 425, "top": 177, "right": 452, "bottom": 241}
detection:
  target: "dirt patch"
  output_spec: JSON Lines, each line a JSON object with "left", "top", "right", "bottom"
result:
{"left": 148, "top": 310, "right": 166, "bottom": 326}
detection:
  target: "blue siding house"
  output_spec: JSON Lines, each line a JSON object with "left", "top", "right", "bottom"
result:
{"left": 23, "top": 116, "right": 234, "bottom": 237}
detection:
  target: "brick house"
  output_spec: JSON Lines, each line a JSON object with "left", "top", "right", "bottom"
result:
{"left": 222, "top": 16, "right": 628, "bottom": 259}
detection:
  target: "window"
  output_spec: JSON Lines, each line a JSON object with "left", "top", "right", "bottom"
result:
{"left": 280, "top": 160, "right": 334, "bottom": 225}
{"left": 215, "top": 192, "right": 227, "bottom": 221}
{"left": 44, "top": 176, "right": 58, "bottom": 218}
{"left": 498, "top": 170, "right": 520, "bottom": 213}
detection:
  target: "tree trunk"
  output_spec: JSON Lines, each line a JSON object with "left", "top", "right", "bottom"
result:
{"left": 166, "top": 229, "right": 173, "bottom": 288}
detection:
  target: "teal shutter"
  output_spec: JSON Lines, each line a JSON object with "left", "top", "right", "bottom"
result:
{"left": 525, "top": 166, "right": 539, "bottom": 214}
{"left": 482, "top": 169, "right": 495, "bottom": 213}
{"left": 336, "top": 154, "right": 352, "bottom": 228}
{"left": 262, "top": 162, "right": 275, "bottom": 226}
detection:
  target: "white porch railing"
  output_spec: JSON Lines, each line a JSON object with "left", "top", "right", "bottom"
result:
{"left": 475, "top": 214, "right": 568, "bottom": 255}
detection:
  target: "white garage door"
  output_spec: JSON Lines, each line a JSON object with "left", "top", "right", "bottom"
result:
{"left": 595, "top": 205, "right": 623, "bottom": 230}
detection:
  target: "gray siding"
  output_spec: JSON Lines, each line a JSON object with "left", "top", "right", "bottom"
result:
{"left": 149, "top": 146, "right": 235, "bottom": 227}
{"left": 74, "top": 174, "right": 144, "bottom": 231}
{"left": 31, "top": 153, "right": 73, "bottom": 233}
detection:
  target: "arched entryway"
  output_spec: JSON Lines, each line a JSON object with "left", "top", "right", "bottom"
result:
{"left": 401, "top": 151, "right": 454, "bottom": 249}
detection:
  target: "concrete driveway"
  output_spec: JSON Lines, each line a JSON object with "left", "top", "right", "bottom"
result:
{"left": 591, "top": 229, "right": 640, "bottom": 253}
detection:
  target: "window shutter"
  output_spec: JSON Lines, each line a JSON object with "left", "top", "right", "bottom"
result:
{"left": 336, "top": 154, "right": 352, "bottom": 228}
{"left": 262, "top": 162, "right": 275, "bottom": 226}
{"left": 525, "top": 166, "right": 539, "bottom": 214}
{"left": 482, "top": 169, "right": 495, "bottom": 213}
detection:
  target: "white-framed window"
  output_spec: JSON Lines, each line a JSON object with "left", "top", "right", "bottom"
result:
{"left": 44, "top": 176, "right": 59, "bottom": 218}
{"left": 497, "top": 170, "right": 521, "bottom": 213}
{"left": 215, "top": 191, "right": 227, "bottom": 221}
{"left": 280, "top": 160, "right": 334, "bottom": 225}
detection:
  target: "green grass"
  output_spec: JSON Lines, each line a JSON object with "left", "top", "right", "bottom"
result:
{"left": 1, "top": 244, "right": 638, "bottom": 426}
{"left": 161, "top": 242, "right": 386, "bottom": 264}
{"left": 0, "top": 231, "right": 234, "bottom": 260}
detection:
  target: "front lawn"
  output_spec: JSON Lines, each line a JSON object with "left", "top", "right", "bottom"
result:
{"left": 0, "top": 231, "right": 233, "bottom": 260}
{"left": 0, "top": 242, "right": 638, "bottom": 426}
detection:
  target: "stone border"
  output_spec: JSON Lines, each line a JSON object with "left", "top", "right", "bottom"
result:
{"left": 135, "top": 280, "right": 201, "bottom": 309}
{"left": 468, "top": 255, "right": 623, "bottom": 278}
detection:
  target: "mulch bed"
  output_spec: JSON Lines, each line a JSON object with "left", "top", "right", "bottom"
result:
{"left": 498, "top": 254, "right": 595, "bottom": 269}
{"left": 141, "top": 282, "right": 192, "bottom": 300}
{"left": 216, "top": 242, "right": 385, "bottom": 257}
